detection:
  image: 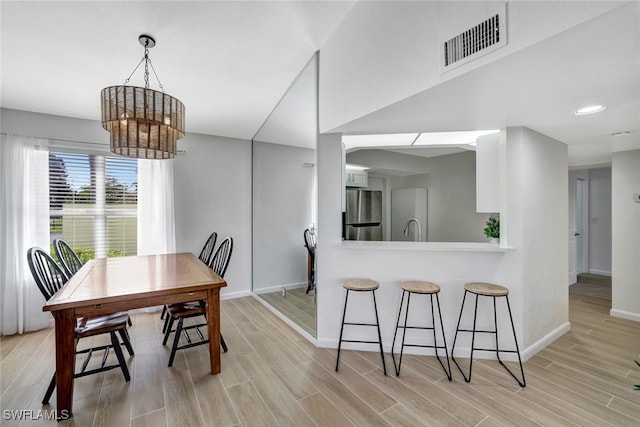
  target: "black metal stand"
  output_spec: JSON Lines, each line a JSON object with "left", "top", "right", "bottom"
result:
{"left": 391, "top": 290, "right": 452, "bottom": 380}
{"left": 451, "top": 290, "right": 526, "bottom": 387}
{"left": 335, "top": 289, "right": 387, "bottom": 375}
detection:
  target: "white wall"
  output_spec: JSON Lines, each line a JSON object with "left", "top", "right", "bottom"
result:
{"left": 317, "top": 128, "right": 569, "bottom": 360}
{"left": 172, "top": 132, "right": 252, "bottom": 299}
{"left": 611, "top": 150, "right": 640, "bottom": 322}
{"left": 1, "top": 108, "right": 254, "bottom": 299}
{"left": 420, "top": 151, "right": 487, "bottom": 242}
{"left": 1, "top": 108, "right": 108, "bottom": 146}
{"left": 588, "top": 167, "right": 612, "bottom": 275}
{"left": 319, "top": 1, "right": 623, "bottom": 131}
{"left": 252, "top": 141, "right": 314, "bottom": 292}
{"left": 511, "top": 127, "right": 569, "bottom": 346}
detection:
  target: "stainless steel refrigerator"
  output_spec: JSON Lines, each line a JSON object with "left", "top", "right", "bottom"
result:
{"left": 344, "top": 189, "right": 383, "bottom": 241}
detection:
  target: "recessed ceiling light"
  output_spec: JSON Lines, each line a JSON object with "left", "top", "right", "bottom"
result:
{"left": 574, "top": 105, "right": 606, "bottom": 115}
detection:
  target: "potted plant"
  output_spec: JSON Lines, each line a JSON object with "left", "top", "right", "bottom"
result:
{"left": 484, "top": 215, "right": 500, "bottom": 243}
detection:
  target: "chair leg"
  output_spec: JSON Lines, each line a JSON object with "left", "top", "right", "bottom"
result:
{"left": 168, "top": 317, "right": 184, "bottom": 367}
{"left": 371, "top": 290, "right": 387, "bottom": 376}
{"left": 118, "top": 328, "right": 135, "bottom": 357}
{"left": 335, "top": 290, "right": 350, "bottom": 372}
{"left": 391, "top": 290, "right": 407, "bottom": 376}
{"left": 160, "top": 304, "right": 167, "bottom": 320}
{"left": 127, "top": 314, "right": 133, "bottom": 326}
{"left": 42, "top": 372, "right": 56, "bottom": 404}
{"left": 162, "top": 311, "right": 171, "bottom": 334}
{"left": 162, "top": 316, "right": 175, "bottom": 346}
{"left": 109, "top": 332, "right": 131, "bottom": 382}
{"left": 221, "top": 334, "right": 228, "bottom": 353}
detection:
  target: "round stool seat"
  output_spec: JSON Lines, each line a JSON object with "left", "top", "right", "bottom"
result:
{"left": 401, "top": 280, "right": 440, "bottom": 294}
{"left": 343, "top": 278, "right": 379, "bottom": 291}
{"left": 464, "top": 282, "right": 509, "bottom": 297}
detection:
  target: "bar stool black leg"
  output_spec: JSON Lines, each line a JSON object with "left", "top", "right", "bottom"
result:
{"left": 467, "top": 293, "right": 480, "bottom": 382}
{"left": 391, "top": 290, "right": 407, "bottom": 375}
{"left": 452, "top": 290, "right": 480, "bottom": 382}
{"left": 372, "top": 290, "right": 387, "bottom": 375}
{"left": 433, "top": 293, "right": 452, "bottom": 381}
{"left": 498, "top": 296, "right": 526, "bottom": 387}
{"left": 452, "top": 290, "right": 470, "bottom": 381}
{"left": 394, "top": 290, "right": 411, "bottom": 375}
{"left": 335, "top": 290, "right": 350, "bottom": 372}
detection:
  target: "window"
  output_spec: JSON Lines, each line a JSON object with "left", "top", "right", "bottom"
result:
{"left": 49, "top": 152, "right": 138, "bottom": 262}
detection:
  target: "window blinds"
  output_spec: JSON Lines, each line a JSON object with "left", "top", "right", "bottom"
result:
{"left": 49, "top": 151, "right": 138, "bottom": 260}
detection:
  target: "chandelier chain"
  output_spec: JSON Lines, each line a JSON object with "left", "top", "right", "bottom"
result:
{"left": 120, "top": 44, "right": 165, "bottom": 92}
{"left": 144, "top": 46, "right": 150, "bottom": 88}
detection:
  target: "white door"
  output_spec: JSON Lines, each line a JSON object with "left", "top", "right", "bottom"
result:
{"left": 575, "top": 179, "right": 586, "bottom": 275}
{"left": 569, "top": 175, "right": 588, "bottom": 285}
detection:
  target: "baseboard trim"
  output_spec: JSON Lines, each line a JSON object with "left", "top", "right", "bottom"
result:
{"left": 610, "top": 309, "right": 640, "bottom": 323}
{"left": 521, "top": 321, "right": 571, "bottom": 361}
{"left": 588, "top": 269, "right": 611, "bottom": 276}
{"left": 252, "top": 282, "right": 307, "bottom": 295}
{"left": 251, "top": 293, "right": 318, "bottom": 344}
{"left": 221, "top": 290, "right": 252, "bottom": 300}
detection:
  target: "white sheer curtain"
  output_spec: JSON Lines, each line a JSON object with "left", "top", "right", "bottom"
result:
{"left": 137, "top": 159, "right": 176, "bottom": 255}
{"left": 0, "top": 135, "right": 51, "bottom": 335}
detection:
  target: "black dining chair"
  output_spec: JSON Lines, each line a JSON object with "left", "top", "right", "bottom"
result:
{"left": 304, "top": 228, "right": 316, "bottom": 294}
{"left": 161, "top": 231, "right": 218, "bottom": 321}
{"left": 52, "top": 239, "right": 83, "bottom": 278}
{"left": 198, "top": 231, "right": 218, "bottom": 266}
{"left": 27, "top": 247, "right": 134, "bottom": 404}
{"left": 162, "top": 237, "right": 233, "bottom": 366}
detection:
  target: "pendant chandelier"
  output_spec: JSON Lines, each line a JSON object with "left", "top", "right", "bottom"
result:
{"left": 101, "top": 34, "right": 185, "bottom": 159}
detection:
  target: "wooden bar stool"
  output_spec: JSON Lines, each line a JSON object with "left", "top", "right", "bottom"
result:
{"left": 391, "top": 281, "right": 451, "bottom": 380}
{"left": 451, "top": 282, "right": 526, "bottom": 387}
{"left": 335, "top": 278, "right": 387, "bottom": 375}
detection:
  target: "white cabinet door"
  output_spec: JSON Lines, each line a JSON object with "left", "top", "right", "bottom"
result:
{"left": 476, "top": 133, "right": 500, "bottom": 213}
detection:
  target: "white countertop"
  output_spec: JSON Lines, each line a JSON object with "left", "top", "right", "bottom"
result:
{"left": 340, "top": 240, "right": 514, "bottom": 252}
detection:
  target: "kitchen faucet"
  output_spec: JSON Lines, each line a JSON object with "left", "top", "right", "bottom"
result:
{"left": 403, "top": 218, "right": 422, "bottom": 241}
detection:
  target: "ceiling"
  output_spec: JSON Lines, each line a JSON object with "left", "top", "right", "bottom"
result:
{"left": 332, "top": 2, "right": 640, "bottom": 167}
{"left": 0, "top": 1, "right": 353, "bottom": 140}
{"left": 2, "top": 1, "right": 638, "bottom": 167}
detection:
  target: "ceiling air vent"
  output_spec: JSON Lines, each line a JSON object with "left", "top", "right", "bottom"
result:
{"left": 443, "top": 13, "right": 506, "bottom": 69}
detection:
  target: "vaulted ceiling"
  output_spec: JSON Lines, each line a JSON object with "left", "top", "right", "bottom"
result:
{"left": 2, "top": 1, "right": 638, "bottom": 166}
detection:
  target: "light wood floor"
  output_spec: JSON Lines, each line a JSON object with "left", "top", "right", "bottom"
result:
{"left": 258, "top": 287, "right": 316, "bottom": 336}
{"left": 1, "top": 276, "right": 639, "bottom": 426}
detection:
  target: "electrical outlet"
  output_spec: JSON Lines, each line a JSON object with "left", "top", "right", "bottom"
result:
{"left": 634, "top": 193, "right": 640, "bottom": 203}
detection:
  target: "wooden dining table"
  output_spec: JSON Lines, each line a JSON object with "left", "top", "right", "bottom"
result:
{"left": 42, "top": 252, "right": 227, "bottom": 421}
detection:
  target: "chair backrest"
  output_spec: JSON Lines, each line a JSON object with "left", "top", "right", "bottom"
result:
{"left": 27, "top": 247, "right": 69, "bottom": 301}
{"left": 209, "top": 237, "right": 233, "bottom": 278}
{"left": 53, "top": 239, "right": 84, "bottom": 277}
{"left": 304, "top": 228, "right": 316, "bottom": 256}
{"left": 198, "top": 232, "right": 218, "bottom": 266}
